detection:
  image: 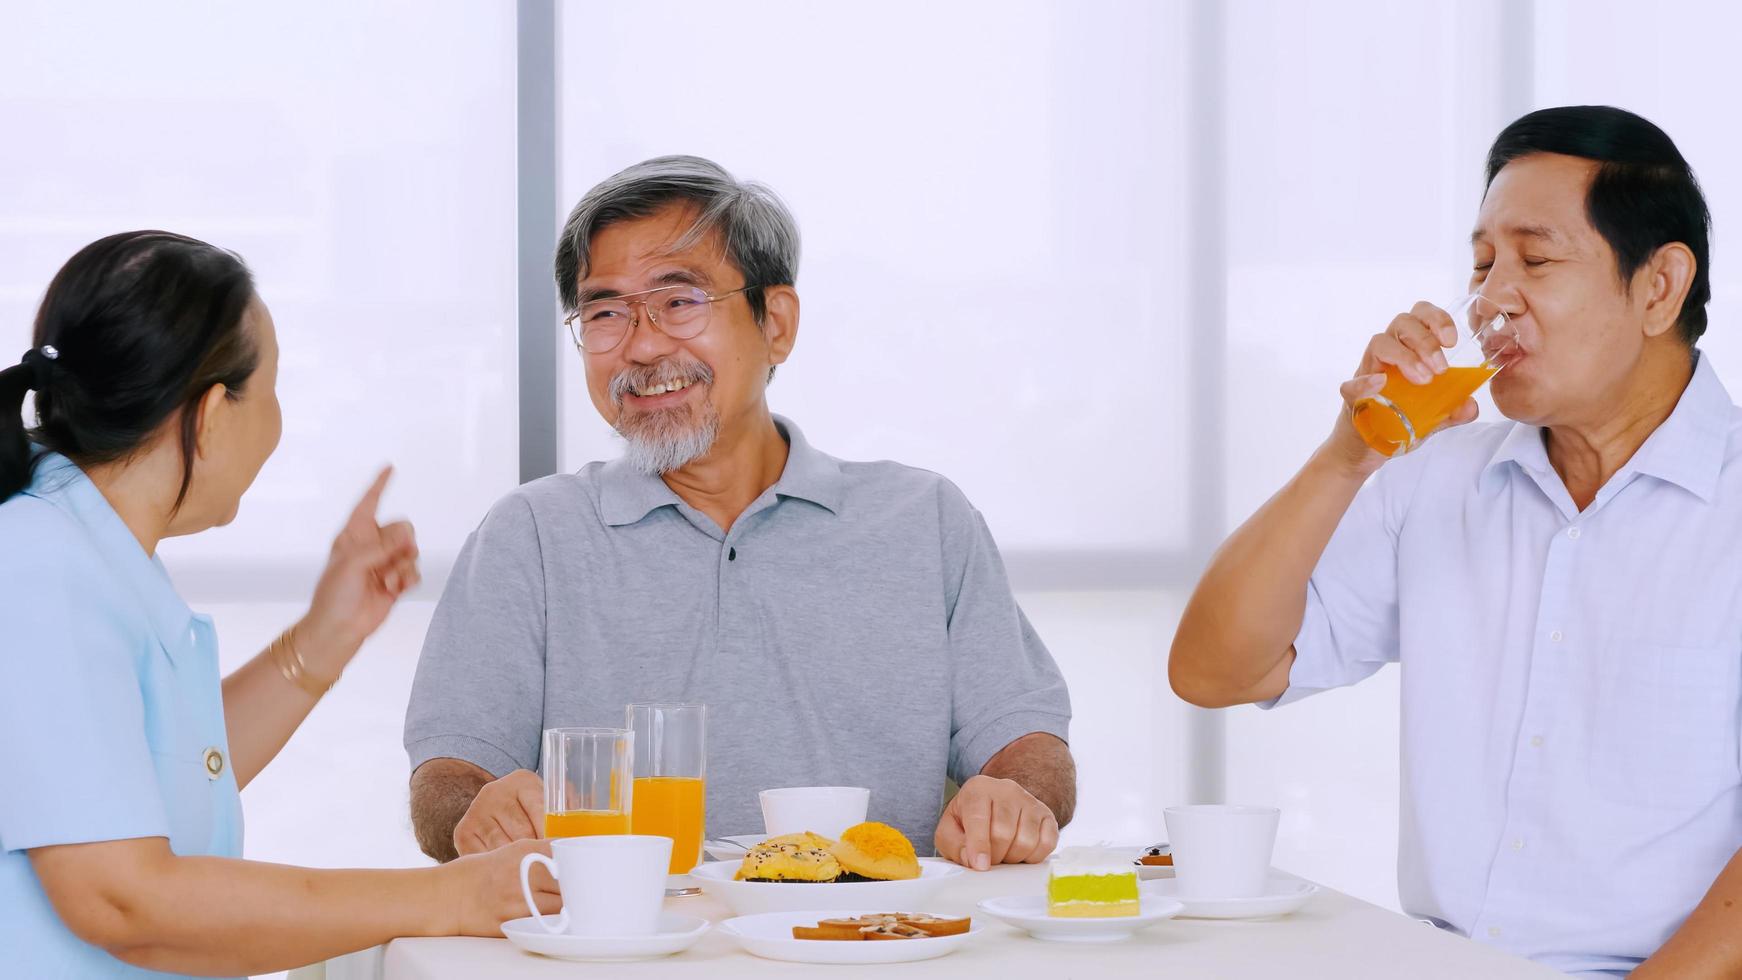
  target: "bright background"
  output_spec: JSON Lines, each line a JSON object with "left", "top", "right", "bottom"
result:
{"left": 4, "top": 2, "right": 1741, "bottom": 976}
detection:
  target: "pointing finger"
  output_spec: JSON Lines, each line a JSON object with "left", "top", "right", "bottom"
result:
{"left": 346, "top": 466, "right": 394, "bottom": 533}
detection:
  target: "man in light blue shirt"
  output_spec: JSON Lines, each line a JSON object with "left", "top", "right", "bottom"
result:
{"left": 1172, "top": 106, "right": 1742, "bottom": 977}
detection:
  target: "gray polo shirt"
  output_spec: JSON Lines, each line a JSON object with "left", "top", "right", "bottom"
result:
{"left": 404, "top": 417, "right": 1071, "bottom": 850}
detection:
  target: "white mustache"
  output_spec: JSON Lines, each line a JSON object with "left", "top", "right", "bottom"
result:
{"left": 609, "top": 360, "right": 714, "bottom": 406}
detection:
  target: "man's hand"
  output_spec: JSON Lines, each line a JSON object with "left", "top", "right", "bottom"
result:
{"left": 453, "top": 769, "right": 545, "bottom": 857}
{"left": 1331, "top": 300, "right": 1478, "bottom": 472}
{"left": 934, "top": 774, "right": 1059, "bottom": 871}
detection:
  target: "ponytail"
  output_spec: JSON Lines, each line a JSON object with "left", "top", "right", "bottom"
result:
{"left": 1, "top": 232, "right": 258, "bottom": 510}
{"left": 0, "top": 355, "right": 38, "bottom": 503}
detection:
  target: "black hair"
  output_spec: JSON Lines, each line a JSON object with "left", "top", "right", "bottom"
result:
{"left": 0, "top": 231, "right": 260, "bottom": 507}
{"left": 1485, "top": 105, "right": 1712, "bottom": 345}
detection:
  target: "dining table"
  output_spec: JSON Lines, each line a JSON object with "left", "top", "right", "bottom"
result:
{"left": 308, "top": 862, "right": 1565, "bottom": 979}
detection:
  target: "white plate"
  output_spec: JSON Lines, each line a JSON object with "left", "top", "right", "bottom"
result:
{"left": 1143, "top": 876, "right": 1320, "bottom": 919}
{"left": 703, "top": 834, "right": 766, "bottom": 861}
{"left": 691, "top": 858, "right": 964, "bottom": 916}
{"left": 976, "top": 893, "right": 1184, "bottom": 943}
{"left": 500, "top": 912, "right": 710, "bottom": 962}
{"left": 1135, "top": 864, "right": 1176, "bottom": 882}
{"left": 719, "top": 908, "right": 983, "bottom": 965}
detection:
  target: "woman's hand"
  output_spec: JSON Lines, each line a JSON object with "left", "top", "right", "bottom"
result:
{"left": 297, "top": 467, "right": 420, "bottom": 671}
{"left": 441, "top": 838, "right": 560, "bottom": 937}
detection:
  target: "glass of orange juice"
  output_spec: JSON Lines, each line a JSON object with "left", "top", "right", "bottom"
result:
{"left": 626, "top": 702, "right": 706, "bottom": 895}
{"left": 541, "top": 727, "right": 634, "bottom": 839}
{"left": 1350, "top": 293, "right": 1520, "bottom": 456}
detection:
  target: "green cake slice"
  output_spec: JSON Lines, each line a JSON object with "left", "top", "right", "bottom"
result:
{"left": 1047, "top": 846, "right": 1140, "bottom": 918}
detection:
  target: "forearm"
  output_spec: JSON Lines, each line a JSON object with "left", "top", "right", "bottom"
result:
{"left": 36, "top": 842, "right": 449, "bottom": 975}
{"left": 1632, "top": 847, "right": 1742, "bottom": 978}
{"left": 1170, "top": 443, "right": 1372, "bottom": 707}
{"left": 221, "top": 619, "right": 353, "bottom": 789}
{"left": 981, "top": 732, "right": 1076, "bottom": 826}
{"left": 411, "top": 758, "right": 492, "bottom": 862}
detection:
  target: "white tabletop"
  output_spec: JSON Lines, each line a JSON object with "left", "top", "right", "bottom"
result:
{"left": 378, "top": 864, "right": 1563, "bottom": 979}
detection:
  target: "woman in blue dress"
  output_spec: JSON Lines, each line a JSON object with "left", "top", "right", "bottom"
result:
{"left": 0, "top": 231, "right": 556, "bottom": 977}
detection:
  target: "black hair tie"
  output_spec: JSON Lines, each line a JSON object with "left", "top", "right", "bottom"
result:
{"left": 19, "top": 345, "right": 59, "bottom": 391}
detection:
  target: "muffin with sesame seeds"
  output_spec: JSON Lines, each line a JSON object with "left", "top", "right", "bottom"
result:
{"left": 734, "top": 840, "right": 844, "bottom": 882}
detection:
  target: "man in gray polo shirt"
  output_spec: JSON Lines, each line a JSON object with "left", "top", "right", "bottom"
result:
{"left": 405, "top": 156, "right": 1075, "bottom": 871}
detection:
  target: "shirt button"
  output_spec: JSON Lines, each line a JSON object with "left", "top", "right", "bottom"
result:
{"left": 1511, "top": 839, "right": 1525, "bottom": 850}
{"left": 1549, "top": 630, "right": 1563, "bottom": 643}
{"left": 1530, "top": 736, "right": 1544, "bottom": 748}
{"left": 1567, "top": 526, "right": 1581, "bottom": 539}
{"left": 203, "top": 747, "right": 225, "bottom": 780}
{"left": 1488, "top": 926, "right": 1503, "bottom": 938}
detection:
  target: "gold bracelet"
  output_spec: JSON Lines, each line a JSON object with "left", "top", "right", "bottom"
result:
{"left": 271, "top": 630, "right": 339, "bottom": 698}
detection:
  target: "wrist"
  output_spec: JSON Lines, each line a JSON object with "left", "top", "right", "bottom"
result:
{"left": 292, "top": 614, "right": 360, "bottom": 677}
{"left": 425, "top": 861, "right": 466, "bottom": 937}
{"left": 267, "top": 621, "right": 345, "bottom": 699}
{"left": 1310, "top": 432, "right": 1384, "bottom": 485}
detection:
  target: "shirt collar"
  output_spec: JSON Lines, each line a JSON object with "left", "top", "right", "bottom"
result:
{"left": 28, "top": 450, "right": 198, "bottom": 660}
{"left": 598, "top": 415, "right": 844, "bottom": 527}
{"left": 597, "top": 451, "right": 683, "bottom": 527}
{"left": 1626, "top": 352, "right": 1732, "bottom": 502}
{"left": 768, "top": 417, "right": 845, "bottom": 514}
{"left": 1481, "top": 351, "right": 1732, "bottom": 503}
{"left": 1481, "top": 419, "right": 1554, "bottom": 490}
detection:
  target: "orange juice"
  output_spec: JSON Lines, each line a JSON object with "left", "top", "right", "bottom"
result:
{"left": 1351, "top": 364, "right": 1498, "bottom": 456}
{"left": 632, "top": 776, "right": 706, "bottom": 874}
{"left": 544, "top": 808, "right": 631, "bottom": 838}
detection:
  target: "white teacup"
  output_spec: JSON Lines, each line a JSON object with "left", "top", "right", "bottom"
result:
{"left": 758, "top": 786, "right": 870, "bottom": 838}
{"left": 519, "top": 834, "right": 672, "bottom": 936}
{"left": 1163, "top": 804, "right": 1281, "bottom": 900}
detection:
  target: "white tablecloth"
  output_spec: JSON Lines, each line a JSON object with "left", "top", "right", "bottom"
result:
{"left": 373, "top": 865, "right": 1563, "bottom": 979}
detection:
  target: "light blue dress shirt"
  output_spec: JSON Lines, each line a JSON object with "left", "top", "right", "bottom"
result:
{"left": 0, "top": 452, "right": 243, "bottom": 979}
{"left": 1272, "top": 353, "right": 1742, "bottom": 977}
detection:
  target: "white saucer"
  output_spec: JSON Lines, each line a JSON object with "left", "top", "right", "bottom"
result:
{"left": 500, "top": 912, "right": 710, "bottom": 961}
{"left": 1143, "top": 876, "right": 1320, "bottom": 919}
{"left": 720, "top": 908, "right": 983, "bottom": 964}
{"left": 976, "top": 893, "right": 1184, "bottom": 943}
{"left": 703, "top": 833, "right": 766, "bottom": 861}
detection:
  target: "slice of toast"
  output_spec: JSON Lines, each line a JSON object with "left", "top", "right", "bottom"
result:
{"left": 791, "top": 923, "right": 865, "bottom": 941}
{"left": 791, "top": 912, "right": 972, "bottom": 941}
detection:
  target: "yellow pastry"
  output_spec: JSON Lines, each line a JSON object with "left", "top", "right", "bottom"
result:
{"left": 735, "top": 841, "right": 843, "bottom": 882}
{"left": 829, "top": 821, "right": 921, "bottom": 881}
{"left": 762, "top": 831, "right": 836, "bottom": 851}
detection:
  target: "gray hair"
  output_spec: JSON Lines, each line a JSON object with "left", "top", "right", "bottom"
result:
{"left": 554, "top": 155, "right": 801, "bottom": 326}
{"left": 619, "top": 405, "right": 720, "bottom": 476}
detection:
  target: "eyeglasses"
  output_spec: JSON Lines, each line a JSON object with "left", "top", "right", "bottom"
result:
{"left": 563, "top": 283, "right": 758, "bottom": 354}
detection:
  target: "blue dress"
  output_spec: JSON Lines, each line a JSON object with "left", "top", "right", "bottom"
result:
{"left": 0, "top": 452, "right": 243, "bottom": 978}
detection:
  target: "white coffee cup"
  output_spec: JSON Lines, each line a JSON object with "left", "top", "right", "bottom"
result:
{"left": 519, "top": 834, "right": 672, "bottom": 936}
{"left": 758, "top": 786, "right": 871, "bottom": 838}
{"left": 1163, "top": 804, "right": 1281, "bottom": 900}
